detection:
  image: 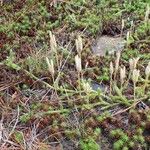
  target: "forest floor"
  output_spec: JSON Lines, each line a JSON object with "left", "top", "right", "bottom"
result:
{"left": 0, "top": 0, "right": 150, "bottom": 150}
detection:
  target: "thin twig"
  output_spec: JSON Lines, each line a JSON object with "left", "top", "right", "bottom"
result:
{"left": 1, "top": 106, "right": 20, "bottom": 148}
{"left": 112, "top": 96, "right": 149, "bottom": 116}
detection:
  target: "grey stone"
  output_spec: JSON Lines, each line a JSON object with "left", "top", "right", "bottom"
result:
{"left": 92, "top": 36, "right": 125, "bottom": 56}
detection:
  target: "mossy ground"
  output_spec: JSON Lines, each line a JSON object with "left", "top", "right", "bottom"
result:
{"left": 0, "top": 0, "right": 150, "bottom": 149}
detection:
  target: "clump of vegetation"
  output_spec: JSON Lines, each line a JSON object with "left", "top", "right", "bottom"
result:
{"left": 80, "top": 137, "right": 101, "bottom": 150}
{"left": 0, "top": 0, "right": 149, "bottom": 149}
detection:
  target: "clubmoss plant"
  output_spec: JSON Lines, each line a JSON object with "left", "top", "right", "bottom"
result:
{"left": 80, "top": 137, "right": 100, "bottom": 150}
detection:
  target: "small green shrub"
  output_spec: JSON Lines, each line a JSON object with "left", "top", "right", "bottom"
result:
{"left": 80, "top": 137, "right": 100, "bottom": 150}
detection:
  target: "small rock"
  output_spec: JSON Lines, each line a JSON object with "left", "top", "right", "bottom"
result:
{"left": 92, "top": 36, "right": 125, "bottom": 56}
{"left": 91, "top": 82, "right": 107, "bottom": 92}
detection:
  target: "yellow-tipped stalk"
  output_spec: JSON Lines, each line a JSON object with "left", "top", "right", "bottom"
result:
{"left": 75, "top": 35, "right": 83, "bottom": 56}
{"left": 126, "top": 31, "right": 130, "bottom": 46}
{"left": 114, "top": 51, "right": 121, "bottom": 80}
{"left": 145, "top": 62, "right": 150, "bottom": 79}
{"left": 46, "top": 57, "right": 55, "bottom": 78}
{"left": 129, "top": 57, "right": 140, "bottom": 72}
{"left": 110, "top": 61, "right": 114, "bottom": 94}
{"left": 130, "top": 20, "right": 134, "bottom": 31}
{"left": 144, "top": 62, "right": 150, "bottom": 92}
{"left": 82, "top": 80, "right": 93, "bottom": 94}
{"left": 75, "top": 55, "right": 82, "bottom": 73}
{"left": 75, "top": 55, "right": 82, "bottom": 92}
{"left": 49, "top": 31, "right": 59, "bottom": 69}
{"left": 132, "top": 69, "right": 140, "bottom": 101}
{"left": 124, "top": 57, "right": 139, "bottom": 88}
{"left": 121, "top": 19, "right": 125, "bottom": 36}
{"left": 132, "top": 69, "right": 140, "bottom": 84}
{"left": 120, "top": 66, "right": 126, "bottom": 91}
{"left": 49, "top": 31, "right": 57, "bottom": 53}
{"left": 110, "top": 61, "right": 114, "bottom": 76}
{"left": 126, "top": 31, "right": 134, "bottom": 46}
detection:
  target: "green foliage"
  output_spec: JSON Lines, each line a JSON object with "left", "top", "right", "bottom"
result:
{"left": 123, "top": 0, "right": 147, "bottom": 18}
{"left": 38, "top": 2, "right": 50, "bottom": 18}
{"left": 110, "top": 126, "right": 146, "bottom": 150}
{"left": 97, "top": 112, "right": 110, "bottom": 122}
{"left": 13, "top": 131, "right": 24, "bottom": 145}
{"left": 110, "top": 129, "right": 125, "bottom": 138}
{"left": 25, "top": 55, "right": 47, "bottom": 73}
{"left": 128, "top": 141, "right": 134, "bottom": 148}
{"left": 122, "top": 147, "right": 129, "bottom": 150}
{"left": 80, "top": 137, "right": 100, "bottom": 150}
{"left": 64, "top": 0, "right": 102, "bottom": 35}
{"left": 4, "top": 50, "right": 21, "bottom": 70}
{"left": 113, "top": 140, "right": 124, "bottom": 150}
{"left": 134, "top": 22, "right": 150, "bottom": 39}
{"left": 20, "top": 113, "right": 32, "bottom": 123}
{"left": 122, "top": 49, "right": 139, "bottom": 60}
{"left": 76, "top": 12, "right": 101, "bottom": 34}
{"left": 97, "top": 67, "right": 110, "bottom": 81}
{"left": 93, "top": 128, "right": 101, "bottom": 139}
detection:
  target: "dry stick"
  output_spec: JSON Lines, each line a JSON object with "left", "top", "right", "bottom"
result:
{"left": 1, "top": 106, "right": 20, "bottom": 148}
{"left": 112, "top": 96, "right": 148, "bottom": 116}
{"left": 0, "top": 81, "right": 22, "bottom": 92}
{"left": 0, "top": 117, "right": 3, "bottom": 144}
